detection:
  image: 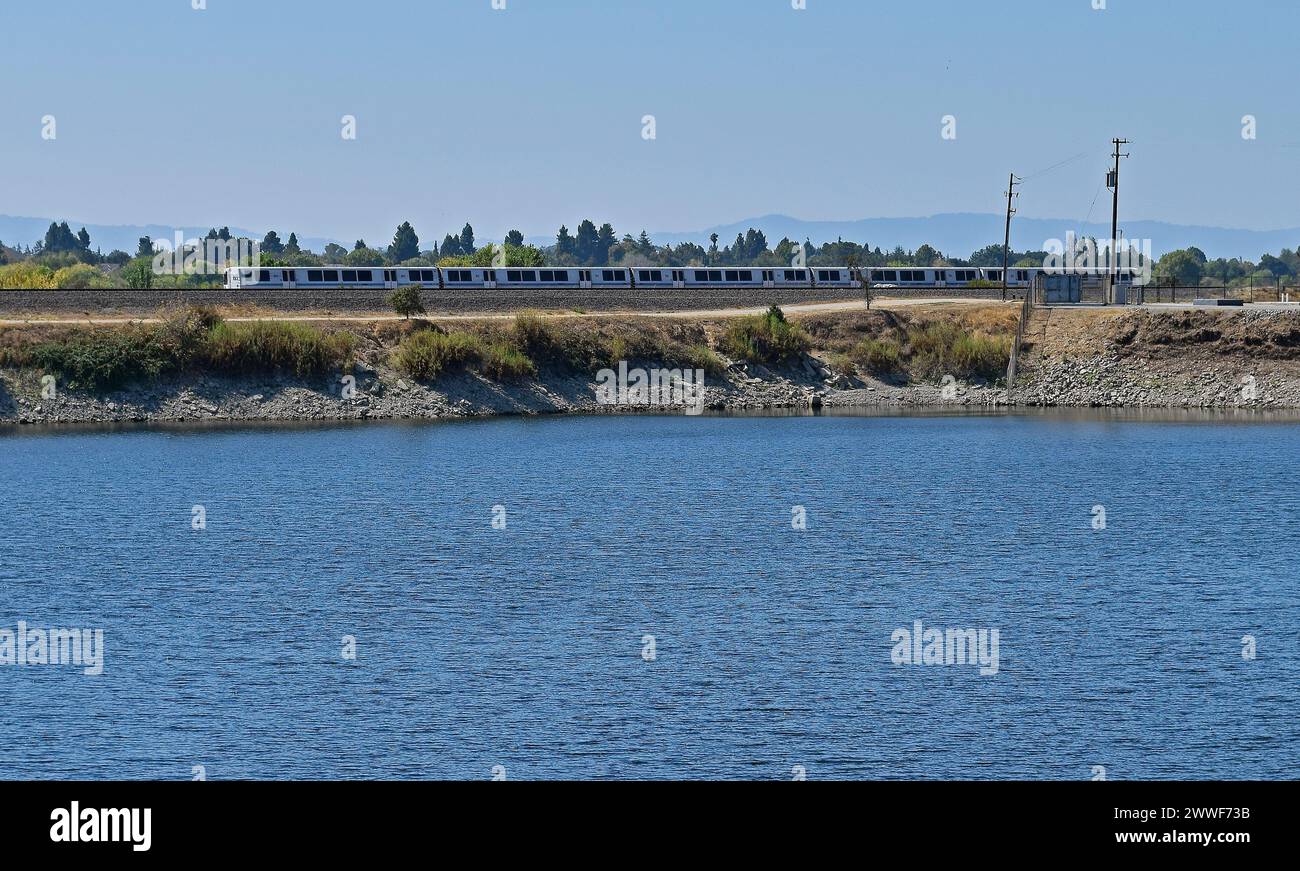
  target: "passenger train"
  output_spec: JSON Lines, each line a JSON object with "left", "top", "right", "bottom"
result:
{"left": 223, "top": 265, "right": 1137, "bottom": 291}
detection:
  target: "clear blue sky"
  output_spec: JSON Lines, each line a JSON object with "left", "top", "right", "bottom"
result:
{"left": 3, "top": 0, "right": 1298, "bottom": 244}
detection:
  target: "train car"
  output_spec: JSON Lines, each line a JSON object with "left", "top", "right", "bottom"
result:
{"left": 223, "top": 266, "right": 442, "bottom": 289}
{"left": 812, "top": 267, "right": 858, "bottom": 288}
{"left": 441, "top": 267, "right": 631, "bottom": 289}
{"left": 670, "top": 267, "right": 817, "bottom": 288}
{"left": 866, "top": 268, "right": 935, "bottom": 288}
{"left": 980, "top": 267, "right": 1041, "bottom": 288}
{"left": 225, "top": 266, "right": 384, "bottom": 289}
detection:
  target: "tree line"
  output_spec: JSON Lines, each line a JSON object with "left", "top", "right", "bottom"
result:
{"left": 5, "top": 218, "right": 1300, "bottom": 290}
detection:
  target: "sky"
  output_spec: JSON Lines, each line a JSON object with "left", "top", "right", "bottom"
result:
{"left": 3, "top": 0, "right": 1299, "bottom": 245}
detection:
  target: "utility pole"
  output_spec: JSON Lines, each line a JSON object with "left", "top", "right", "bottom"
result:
{"left": 1107, "top": 138, "right": 1130, "bottom": 304}
{"left": 1001, "top": 172, "right": 1020, "bottom": 302}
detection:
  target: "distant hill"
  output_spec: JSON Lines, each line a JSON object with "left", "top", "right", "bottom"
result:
{"left": 639, "top": 213, "right": 1300, "bottom": 261}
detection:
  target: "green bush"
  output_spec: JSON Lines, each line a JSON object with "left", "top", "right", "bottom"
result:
{"left": 28, "top": 327, "right": 181, "bottom": 390}
{"left": 512, "top": 311, "right": 608, "bottom": 371}
{"left": 722, "top": 304, "right": 810, "bottom": 364}
{"left": 479, "top": 343, "right": 536, "bottom": 381}
{"left": 851, "top": 338, "right": 902, "bottom": 374}
{"left": 204, "top": 320, "right": 355, "bottom": 378}
{"left": 388, "top": 285, "right": 425, "bottom": 319}
{"left": 392, "top": 330, "right": 484, "bottom": 380}
{"left": 906, "top": 322, "right": 1009, "bottom": 382}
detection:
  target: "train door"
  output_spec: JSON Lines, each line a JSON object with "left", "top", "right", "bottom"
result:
{"left": 281, "top": 269, "right": 296, "bottom": 289}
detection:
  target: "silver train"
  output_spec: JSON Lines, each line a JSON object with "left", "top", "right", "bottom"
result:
{"left": 223, "top": 265, "right": 1137, "bottom": 291}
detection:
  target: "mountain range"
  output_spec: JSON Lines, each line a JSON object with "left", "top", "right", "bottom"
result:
{"left": 4, "top": 212, "right": 1297, "bottom": 262}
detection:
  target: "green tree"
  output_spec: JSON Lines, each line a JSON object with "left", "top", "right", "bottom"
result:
{"left": 555, "top": 225, "right": 576, "bottom": 262}
{"left": 121, "top": 257, "right": 154, "bottom": 288}
{"left": 574, "top": 220, "right": 598, "bottom": 264}
{"left": 136, "top": 236, "right": 154, "bottom": 258}
{"left": 459, "top": 223, "right": 476, "bottom": 255}
{"left": 323, "top": 243, "right": 348, "bottom": 262}
{"left": 595, "top": 223, "right": 617, "bottom": 265}
{"left": 1156, "top": 249, "right": 1205, "bottom": 286}
{"left": 504, "top": 229, "right": 525, "bottom": 248}
{"left": 389, "top": 222, "right": 420, "bottom": 262}
{"left": 389, "top": 285, "right": 425, "bottom": 319}
{"left": 441, "top": 234, "right": 462, "bottom": 258}
{"left": 261, "top": 231, "right": 284, "bottom": 254}
{"left": 285, "top": 233, "right": 301, "bottom": 255}
{"left": 345, "top": 247, "right": 385, "bottom": 267}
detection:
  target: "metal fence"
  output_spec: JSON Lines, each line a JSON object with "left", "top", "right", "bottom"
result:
{"left": 1134, "top": 278, "right": 1297, "bottom": 304}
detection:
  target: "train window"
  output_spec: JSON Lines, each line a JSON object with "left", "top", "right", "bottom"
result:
{"left": 507, "top": 270, "right": 521, "bottom": 281}
{"left": 724, "top": 270, "right": 738, "bottom": 282}
{"left": 599, "top": 270, "right": 615, "bottom": 281}
{"left": 738, "top": 270, "right": 753, "bottom": 281}
{"left": 342, "top": 270, "right": 357, "bottom": 282}
{"left": 521, "top": 271, "right": 536, "bottom": 282}
{"left": 259, "top": 270, "right": 271, "bottom": 282}
{"left": 308, "top": 270, "right": 323, "bottom": 282}
{"left": 324, "top": 270, "right": 339, "bottom": 282}
{"left": 358, "top": 270, "right": 373, "bottom": 281}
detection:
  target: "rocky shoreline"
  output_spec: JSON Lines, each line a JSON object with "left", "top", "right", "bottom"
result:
{"left": 4, "top": 355, "right": 1295, "bottom": 428}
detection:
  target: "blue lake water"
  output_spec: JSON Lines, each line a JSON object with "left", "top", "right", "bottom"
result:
{"left": 1, "top": 410, "right": 1297, "bottom": 780}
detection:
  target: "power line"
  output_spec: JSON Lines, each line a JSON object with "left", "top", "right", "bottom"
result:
{"left": 1021, "top": 150, "right": 1090, "bottom": 182}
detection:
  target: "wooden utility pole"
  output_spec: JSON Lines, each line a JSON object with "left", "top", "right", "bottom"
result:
{"left": 1001, "top": 173, "right": 1020, "bottom": 302}
{"left": 1107, "top": 138, "right": 1130, "bottom": 304}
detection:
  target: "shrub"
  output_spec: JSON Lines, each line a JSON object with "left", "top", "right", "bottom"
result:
{"left": 906, "top": 322, "right": 1009, "bottom": 382}
{"left": 512, "top": 311, "right": 607, "bottom": 370}
{"left": 204, "top": 320, "right": 355, "bottom": 378}
{"left": 28, "top": 327, "right": 181, "bottom": 390}
{"left": 392, "top": 330, "right": 484, "bottom": 380}
{"left": 0, "top": 263, "right": 57, "bottom": 289}
{"left": 950, "top": 332, "right": 1012, "bottom": 381}
{"left": 389, "top": 285, "right": 425, "bottom": 319}
{"left": 479, "top": 343, "right": 536, "bottom": 381}
{"left": 53, "top": 264, "right": 109, "bottom": 289}
{"left": 722, "top": 304, "right": 810, "bottom": 363}
{"left": 852, "top": 338, "right": 902, "bottom": 374}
